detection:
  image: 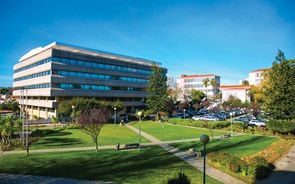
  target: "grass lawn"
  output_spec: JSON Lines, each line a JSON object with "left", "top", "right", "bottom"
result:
{"left": 131, "top": 121, "right": 228, "bottom": 141}
{"left": 31, "top": 124, "right": 150, "bottom": 149}
{"left": 170, "top": 135, "right": 278, "bottom": 157}
{"left": 0, "top": 146, "right": 221, "bottom": 184}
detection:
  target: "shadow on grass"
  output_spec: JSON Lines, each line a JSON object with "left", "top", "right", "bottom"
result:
{"left": 2, "top": 147, "right": 187, "bottom": 183}
{"left": 32, "top": 138, "right": 85, "bottom": 148}
{"left": 47, "top": 131, "right": 73, "bottom": 136}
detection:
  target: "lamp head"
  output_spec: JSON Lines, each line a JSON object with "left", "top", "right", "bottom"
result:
{"left": 200, "top": 134, "right": 210, "bottom": 144}
{"left": 137, "top": 111, "right": 142, "bottom": 116}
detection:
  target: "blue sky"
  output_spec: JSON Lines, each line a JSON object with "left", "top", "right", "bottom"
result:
{"left": 1, "top": 0, "right": 294, "bottom": 87}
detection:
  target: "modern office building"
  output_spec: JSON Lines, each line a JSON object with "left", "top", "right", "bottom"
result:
{"left": 248, "top": 68, "right": 269, "bottom": 86}
{"left": 13, "top": 42, "right": 162, "bottom": 119}
{"left": 176, "top": 74, "right": 220, "bottom": 101}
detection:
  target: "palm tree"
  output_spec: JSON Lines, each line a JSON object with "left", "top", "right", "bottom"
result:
{"left": 0, "top": 116, "right": 14, "bottom": 145}
{"left": 202, "top": 78, "right": 210, "bottom": 98}
{"left": 210, "top": 78, "right": 217, "bottom": 97}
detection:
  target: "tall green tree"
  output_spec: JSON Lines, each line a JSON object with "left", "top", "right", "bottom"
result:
{"left": 146, "top": 64, "right": 169, "bottom": 120}
{"left": 262, "top": 50, "right": 295, "bottom": 120}
{"left": 202, "top": 78, "right": 210, "bottom": 98}
{"left": 190, "top": 89, "right": 206, "bottom": 104}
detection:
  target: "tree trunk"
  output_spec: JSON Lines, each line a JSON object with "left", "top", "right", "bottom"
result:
{"left": 95, "top": 137, "right": 98, "bottom": 152}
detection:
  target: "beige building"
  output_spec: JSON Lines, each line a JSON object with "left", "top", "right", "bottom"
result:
{"left": 13, "top": 42, "right": 162, "bottom": 119}
{"left": 248, "top": 68, "right": 269, "bottom": 86}
{"left": 176, "top": 74, "right": 220, "bottom": 101}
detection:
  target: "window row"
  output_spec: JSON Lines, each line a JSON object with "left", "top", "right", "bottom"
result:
{"left": 15, "top": 84, "right": 52, "bottom": 90}
{"left": 14, "top": 71, "right": 51, "bottom": 82}
{"left": 14, "top": 56, "right": 152, "bottom": 75}
{"left": 53, "top": 57, "right": 152, "bottom": 75}
{"left": 55, "top": 70, "right": 148, "bottom": 83}
{"left": 184, "top": 77, "right": 218, "bottom": 83}
{"left": 15, "top": 58, "right": 51, "bottom": 73}
{"left": 15, "top": 83, "right": 144, "bottom": 92}
{"left": 184, "top": 84, "right": 204, "bottom": 88}
{"left": 57, "top": 83, "right": 143, "bottom": 91}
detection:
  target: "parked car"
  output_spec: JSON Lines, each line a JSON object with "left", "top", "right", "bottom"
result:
{"left": 192, "top": 115, "right": 204, "bottom": 120}
{"left": 248, "top": 119, "right": 266, "bottom": 127}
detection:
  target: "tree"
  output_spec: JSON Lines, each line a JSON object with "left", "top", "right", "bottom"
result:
{"left": 146, "top": 64, "right": 169, "bottom": 120}
{"left": 202, "top": 78, "right": 210, "bottom": 98}
{"left": 76, "top": 108, "right": 111, "bottom": 152}
{"left": 190, "top": 89, "right": 206, "bottom": 104}
{"left": 167, "top": 77, "right": 183, "bottom": 101}
{"left": 242, "top": 80, "right": 249, "bottom": 85}
{"left": 210, "top": 78, "right": 217, "bottom": 96}
{"left": 221, "top": 95, "right": 242, "bottom": 110}
{"left": 262, "top": 50, "right": 295, "bottom": 120}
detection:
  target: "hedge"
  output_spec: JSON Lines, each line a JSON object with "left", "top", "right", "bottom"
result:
{"left": 267, "top": 119, "right": 295, "bottom": 135}
{"left": 208, "top": 152, "right": 271, "bottom": 180}
{"left": 168, "top": 118, "right": 230, "bottom": 129}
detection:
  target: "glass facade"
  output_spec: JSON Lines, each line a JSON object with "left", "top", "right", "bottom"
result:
{"left": 14, "top": 57, "right": 152, "bottom": 75}
{"left": 14, "top": 71, "right": 51, "bottom": 82}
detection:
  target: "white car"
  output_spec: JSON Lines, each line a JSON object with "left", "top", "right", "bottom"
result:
{"left": 248, "top": 119, "right": 266, "bottom": 127}
{"left": 192, "top": 115, "right": 204, "bottom": 120}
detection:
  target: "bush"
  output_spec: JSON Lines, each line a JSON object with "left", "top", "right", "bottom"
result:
{"left": 267, "top": 119, "right": 295, "bottom": 135}
{"left": 247, "top": 157, "right": 270, "bottom": 179}
{"left": 207, "top": 121, "right": 230, "bottom": 129}
{"left": 227, "top": 159, "right": 241, "bottom": 173}
{"left": 66, "top": 123, "right": 80, "bottom": 129}
{"left": 163, "top": 172, "right": 191, "bottom": 184}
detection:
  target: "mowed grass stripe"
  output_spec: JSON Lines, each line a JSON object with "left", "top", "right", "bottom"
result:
{"left": 131, "top": 121, "right": 228, "bottom": 141}
{"left": 170, "top": 135, "right": 278, "bottom": 156}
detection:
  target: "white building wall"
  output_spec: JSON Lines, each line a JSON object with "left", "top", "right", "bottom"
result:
{"left": 249, "top": 71, "right": 263, "bottom": 86}
{"left": 221, "top": 89, "right": 249, "bottom": 102}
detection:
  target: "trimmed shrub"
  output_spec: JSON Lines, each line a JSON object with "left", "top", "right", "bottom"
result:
{"left": 267, "top": 119, "right": 295, "bottom": 135}
{"left": 226, "top": 157, "right": 241, "bottom": 173}
{"left": 247, "top": 156, "right": 270, "bottom": 179}
{"left": 163, "top": 172, "right": 191, "bottom": 184}
{"left": 240, "top": 162, "right": 249, "bottom": 176}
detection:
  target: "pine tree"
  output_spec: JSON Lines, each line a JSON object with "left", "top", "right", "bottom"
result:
{"left": 263, "top": 50, "right": 295, "bottom": 120}
{"left": 146, "top": 64, "right": 169, "bottom": 120}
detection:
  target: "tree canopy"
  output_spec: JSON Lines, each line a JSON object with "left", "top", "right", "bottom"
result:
{"left": 190, "top": 89, "right": 206, "bottom": 104}
{"left": 262, "top": 50, "right": 295, "bottom": 120}
{"left": 146, "top": 64, "right": 169, "bottom": 119}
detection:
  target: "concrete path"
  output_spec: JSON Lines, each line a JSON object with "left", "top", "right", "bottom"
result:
{"left": 255, "top": 144, "right": 295, "bottom": 184}
{"left": 126, "top": 124, "right": 246, "bottom": 184}
{"left": 0, "top": 174, "right": 118, "bottom": 184}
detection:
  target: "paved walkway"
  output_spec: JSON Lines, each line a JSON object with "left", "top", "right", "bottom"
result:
{"left": 126, "top": 124, "right": 246, "bottom": 184}
{"left": 255, "top": 144, "right": 295, "bottom": 184}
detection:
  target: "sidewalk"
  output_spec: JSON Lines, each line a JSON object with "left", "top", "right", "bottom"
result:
{"left": 126, "top": 124, "right": 246, "bottom": 184}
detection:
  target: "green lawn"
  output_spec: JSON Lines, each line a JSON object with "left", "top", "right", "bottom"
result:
{"left": 31, "top": 124, "right": 150, "bottom": 149}
{"left": 171, "top": 135, "right": 278, "bottom": 156}
{"left": 132, "top": 121, "right": 229, "bottom": 141}
{"left": 0, "top": 146, "right": 221, "bottom": 184}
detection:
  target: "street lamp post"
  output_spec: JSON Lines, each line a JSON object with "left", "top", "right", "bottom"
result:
{"left": 230, "top": 112, "right": 233, "bottom": 138}
{"left": 200, "top": 134, "right": 210, "bottom": 184}
{"left": 137, "top": 111, "right": 142, "bottom": 151}
{"left": 183, "top": 109, "right": 186, "bottom": 119}
{"left": 72, "top": 105, "right": 75, "bottom": 123}
{"left": 114, "top": 107, "right": 117, "bottom": 125}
